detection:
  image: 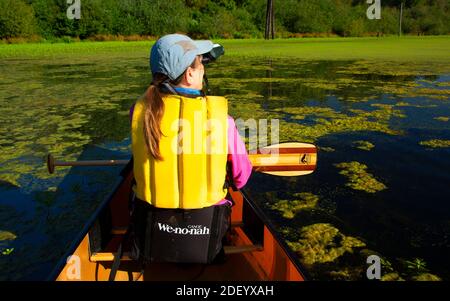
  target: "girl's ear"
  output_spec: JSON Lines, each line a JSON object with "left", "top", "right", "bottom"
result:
{"left": 184, "top": 67, "right": 195, "bottom": 85}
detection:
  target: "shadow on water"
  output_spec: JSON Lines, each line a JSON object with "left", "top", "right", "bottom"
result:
{"left": 0, "top": 144, "right": 129, "bottom": 280}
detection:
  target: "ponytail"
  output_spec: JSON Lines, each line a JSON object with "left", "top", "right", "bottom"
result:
{"left": 143, "top": 74, "right": 167, "bottom": 161}
{"left": 143, "top": 57, "right": 201, "bottom": 161}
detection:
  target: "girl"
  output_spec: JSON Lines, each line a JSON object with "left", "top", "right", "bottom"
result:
{"left": 129, "top": 34, "right": 252, "bottom": 264}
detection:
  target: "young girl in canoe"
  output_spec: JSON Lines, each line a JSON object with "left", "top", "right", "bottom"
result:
{"left": 129, "top": 34, "right": 251, "bottom": 264}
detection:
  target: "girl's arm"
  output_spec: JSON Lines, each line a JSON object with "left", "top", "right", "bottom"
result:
{"left": 227, "top": 116, "right": 252, "bottom": 189}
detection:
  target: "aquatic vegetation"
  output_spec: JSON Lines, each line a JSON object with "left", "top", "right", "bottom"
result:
{"left": 335, "top": 58, "right": 450, "bottom": 77}
{"left": 353, "top": 140, "right": 375, "bottom": 151}
{"left": 381, "top": 273, "right": 405, "bottom": 281}
{"left": 2, "top": 248, "right": 14, "bottom": 255}
{"left": 274, "top": 103, "right": 404, "bottom": 143}
{"left": 404, "top": 258, "right": 429, "bottom": 274}
{"left": 411, "top": 273, "right": 442, "bottom": 281}
{"left": 1, "top": 38, "right": 450, "bottom": 279}
{"left": 395, "top": 102, "right": 437, "bottom": 108}
{"left": 0, "top": 57, "right": 140, "bottom": 187}
{"left": 338, "top": 96, "right": 372, "bottom": 103}
{"left": 0, "top": 230, "right": 16, "bottom": 256}
{"left": 434, "top": 117, "right": 449, "bottom": 122}
{"left": 1, "top": 37, "right": 449, "bottom": 62}
{"left": 0, "top": 230, "right": 16, "bottom": 241}
{"left": 327, "top": 267, "right": 365, "bottom": 281}
{"left": 419, "top": 139, "right": 450, "bottom": 148}
{"left": 270, "top": 192, "right": 319, "bottom": 219}
{"left": 334, "top": 161, "right": 387, "bottom": 193}
{"left": 380, "top": 257, "right": 395, "bottom": 274}
{"left": 318, "top": 146, "right": 335, "bottom": 152}
{"left": 287, "top": 223, "right": 366, "bottom": 266}
{"left": 375, "top": 84, "right": 450, "bottom": 100}
{"left": 435, "top": 82, "right": 450, "bottom": 87}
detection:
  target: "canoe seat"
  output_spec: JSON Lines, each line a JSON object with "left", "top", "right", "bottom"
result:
{"left": 89, "top": 234, "right": 133, "bottom": 262}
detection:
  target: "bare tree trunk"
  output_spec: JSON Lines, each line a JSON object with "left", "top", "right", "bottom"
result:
{"left": 265, "top": 0, "right": 275, "bottom": 39}
{"left": 265, "top": 0, "right": 271, "bottom": 39}
{"left": 271, "top": 0, "right": 275, "bottom": 39}
{"left": 399, "top": 1, "right": 404, "bottom": 37}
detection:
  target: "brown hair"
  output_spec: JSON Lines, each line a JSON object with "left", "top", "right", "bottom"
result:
{"left": 143, "top": 56, "right": 202, "bottom": 160}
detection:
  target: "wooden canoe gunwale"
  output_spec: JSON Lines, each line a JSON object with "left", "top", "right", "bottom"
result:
{"left": 45, "top": 162, "right": 131, "bottom": 281}
{"left": 238, "top": 188, "right": 310, "bottom": 280}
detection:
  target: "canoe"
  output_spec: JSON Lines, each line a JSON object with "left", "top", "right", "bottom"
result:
{"left": 48, "top": 161, "right": 308, "bottom": 281}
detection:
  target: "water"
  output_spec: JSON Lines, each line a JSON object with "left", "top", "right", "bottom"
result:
{"left": 0, "top": 54, "right": 449, "bottom": 280}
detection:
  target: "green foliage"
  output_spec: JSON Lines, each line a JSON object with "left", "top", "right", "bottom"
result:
{"left": 0, "top": 0, "right": 36, "bottom": 38}
{"left": 1, "top": 0, "right": 450, "bottom": 40}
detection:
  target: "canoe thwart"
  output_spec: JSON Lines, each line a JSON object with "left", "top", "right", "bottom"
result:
{"left": 224, "top": 244, "right": 263, "bottom": 255}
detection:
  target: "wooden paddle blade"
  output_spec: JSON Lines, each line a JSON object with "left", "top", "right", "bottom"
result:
{"left": 248, "top": 142, "right": 317, "bottom": 176}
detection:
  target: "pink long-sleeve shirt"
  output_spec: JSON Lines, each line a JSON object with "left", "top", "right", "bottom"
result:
{"left": 130, "top": 104, "right": 252, "bottom": 203}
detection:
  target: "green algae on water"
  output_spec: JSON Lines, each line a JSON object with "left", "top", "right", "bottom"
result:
{"left": 353, "top": 140, "right": 375, "bottom": 151}
{"left": 287, "top": 223, "right": 366, "bottom": 266}
{"left": 274, "top": 103, "right": 404, "bottom": 143}
{"left": 318, "top": 146, "right": 335, "bottom": 152}
{"left": 419, "top": 139, "right": 450, "bottom": 148}
{"left": 434, "top": 117, "right": 449, "bottom": 122}
{"left": 381, "top": 273, "right": 405, "bottom": 281}
{"left": 334, "top": 161, "right": 387, "bottom": 193}
{"left": 411, "top": 273, "right": 442, "bottom": 281}
{"left": 270, "top": 192, "right": 319, "bottom": 219}
{"left": 0, "top": 230, "right": 16, "bottom": 241}
{"left": 0, "top": 230, "right": 16, "bottom": 256}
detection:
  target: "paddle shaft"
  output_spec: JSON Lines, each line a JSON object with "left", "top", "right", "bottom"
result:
{"left": 47, "top": 143, "right": 317, "bottom": 176}
{"left": 54, "top": 160, "right": 128, "bottom": 167}
{"left": 47, "top": 154, "right": 128, "bottom": 174}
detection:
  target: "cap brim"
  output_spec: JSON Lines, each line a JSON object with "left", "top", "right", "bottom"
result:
{"left": 194, "top": 40, "right": 214, "bottom": 55}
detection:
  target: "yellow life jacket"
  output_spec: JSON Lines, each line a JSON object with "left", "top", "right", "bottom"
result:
{"left": 131, "top": 94, "right": 228, "bottom": 209}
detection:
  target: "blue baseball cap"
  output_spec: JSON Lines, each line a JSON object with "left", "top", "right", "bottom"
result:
{"left": 150, "top": 34, "right": 214, "bottom": 81}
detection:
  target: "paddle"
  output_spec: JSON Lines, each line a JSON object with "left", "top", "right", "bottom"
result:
{"left": 47, "top": 142, "right": 317, "bottom": 177}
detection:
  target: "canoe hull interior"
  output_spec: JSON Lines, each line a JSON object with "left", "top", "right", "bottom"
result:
{"left": 55, "top": 170, "right": 305, "bottom": 281}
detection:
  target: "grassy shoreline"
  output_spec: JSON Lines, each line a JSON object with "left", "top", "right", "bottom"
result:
{"left": 0, "top": 36, "right": 449, "bottom": 62}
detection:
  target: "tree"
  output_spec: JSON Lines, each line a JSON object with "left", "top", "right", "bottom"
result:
{"left": 0, "top": 0, "right": 36, "bottom": 38}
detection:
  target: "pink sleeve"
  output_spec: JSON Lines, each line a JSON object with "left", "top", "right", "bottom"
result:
{"left": 227, "top": 116, "right": 252, "bottom": 189}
